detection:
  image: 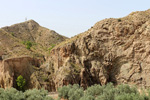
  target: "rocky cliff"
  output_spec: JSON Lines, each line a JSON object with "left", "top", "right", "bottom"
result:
{"left": 0, "top": 56, "right": 40, "bottom": 88}
{"left": 0, "top": 56, "right": 55, "bottom": 91}
{"left": 47, "top": 9, "right": 150, "bottom": 90}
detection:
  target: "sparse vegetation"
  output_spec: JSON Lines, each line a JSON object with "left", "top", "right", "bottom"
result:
{"left": 11, "top": 32, "right": 15, "bottom": 36}
{"left": 48, "top": 44, "right": 56, "bottom": 52}
{"left": 58, "top": 83, "right": 150, "bottom": 100}
{"left": 22, "top": 41, "right": 32, "bottom": 49}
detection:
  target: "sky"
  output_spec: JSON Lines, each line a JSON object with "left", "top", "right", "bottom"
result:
{"left": 0, "top": 0, "right": 150, "bottom": 37}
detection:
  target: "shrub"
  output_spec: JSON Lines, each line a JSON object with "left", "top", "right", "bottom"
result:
{"left": 26, "top": 41, "right": 32, "bottom": 49}
{"left": 85, "top": 84, "right": 104, "bottom": 97}
{"left": 114, "top": 93, "right": 148, "bottom": 100}
{"left": 58, "top": 85, "right": 71, "bottom": 99}
{"left": 58, "top": 83, "right": 149, "bottom": 100}
{"left": 22, "top": 41, "right": 32, "bottom": 49}
{"left": 0, "top": 88, "right": 24, "bottom": 100}
{"left": 16, "top": 75, "right": 26, "bottom": 91}
{"left": 58, "top": 84, "right": 83, "bottom": 100}
{"left": 116, "top": 84, "right": 138, "bottom": 95}
{"left": 44, "top": 96, "right": 54, "bottom": 100}
{"left": 24, "top": 88, "right": 54, "bottom": 100}
{"left": 68, "top": 86, "right": 84, "bottom": 100}
{"left": 79, "top": 95, "right": 95, "bottom": 100}
{"left": 96, "top": 89, "right": 115, "bottom": 100}
{"left": 0, "top": 88, "right": 54, "bottom": 100}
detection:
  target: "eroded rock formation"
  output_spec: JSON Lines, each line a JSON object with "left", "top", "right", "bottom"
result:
{"left": 0, "top": 56, "right": 56, "bottom": 91}
{"left": 0, "top": 56, "right": 40, "bottom": 88}
{"left": 47, "top": 9, "right": 150, "bottom": 90}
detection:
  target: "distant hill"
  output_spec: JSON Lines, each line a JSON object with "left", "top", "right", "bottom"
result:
{"left": 0, "top": 20, "right": 67, "bottom": 59}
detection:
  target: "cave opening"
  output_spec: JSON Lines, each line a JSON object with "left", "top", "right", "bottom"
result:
{"left": 104, "top": 64, "right": 118, "bottom": 85}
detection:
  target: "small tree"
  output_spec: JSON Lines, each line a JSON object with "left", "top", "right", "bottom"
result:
{"left": 26, "top": 41, "right": 32, "bottom": 49}
{"left": 16, "top": 75, "right": 26, "bottom": 91}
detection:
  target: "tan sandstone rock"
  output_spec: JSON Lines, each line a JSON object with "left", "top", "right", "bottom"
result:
{"left": 47, "top": 9, "right": 150, "bottom": 90}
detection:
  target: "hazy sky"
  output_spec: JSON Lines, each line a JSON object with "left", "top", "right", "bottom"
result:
{"left": 0, "top": 0, "right": 150, "bottom": 37}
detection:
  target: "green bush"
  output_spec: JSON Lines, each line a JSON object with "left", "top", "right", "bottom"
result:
{"left": 58, "top": 84, "right": 83, "bottom": 100}
{"left": 116, "top": 84, "right": 138, "bottom": 95}
{"left": 79, "top": 95, "right": 95, "bottom": 100}
{"left": 1, "top": 83, "right": 149, "bottom": 100}
{"left": 96, "top": 89, "right": 115, "bottom": 100}
{"left": 24, "top": 88, "right": 53, "bottom": 100}
{"left": 16, "top": 75, "right": 26, "bottom": 91}
{"left": 85, "top": 84, "right": 104, "bottom": 97}
{"left": 22, "top": 41, "right": 32, "bottom": 49}
{"left": 26, "top": 41, "right": 32, "bottom": 49}
{"left": 58, "top": 85, "right": 71, "bottom": 99}
{"left": 0, "top": 88, "right": 24, "bottom": 100}
{"left": 68, "top": 85, "right": 84, "bottom": 100}
{"left": 0, "top": 88, "right": 54, "bottom": 100}
{"left": 58, "top": 83, "right": 150, "bottom": 100}
{"left": 114, "top": 93, "right": 148, "bottom": 100}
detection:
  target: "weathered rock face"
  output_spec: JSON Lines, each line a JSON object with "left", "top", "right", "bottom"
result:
{"left": 0, "top": 56, "right": 56, "bottom": 91}
{"left": 47, "top": 9, "right": 150, "bottom": 89}
{"left": 0, "top": 56, "right": 40, "bottom": 89}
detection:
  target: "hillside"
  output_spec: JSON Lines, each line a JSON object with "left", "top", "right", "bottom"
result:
{"left": 1, "top": 9, "right": 150, "bottom": 91}
{"left": 0, "top": 20, "right": 67, "bottom": 90}
{"left": 46, "top": 9, "right": 150, "bottom": 89}
{"left": 0, "top": 20, "right": 67, "bottom": 59}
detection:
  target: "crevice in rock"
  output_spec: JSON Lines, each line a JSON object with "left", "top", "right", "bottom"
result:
{"left": 83, "top": 60, "right": 92, "bottom": 69}
{"left": 103, "top": 57, "right": 125, "bottom": 85}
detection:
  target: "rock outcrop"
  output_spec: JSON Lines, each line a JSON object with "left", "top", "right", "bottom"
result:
{"left": 0, "top": 56, "right": 56, "bottom": 91}
{"left": 0, "top": 56, "right": 40, "bottom": 88}
{"left": 47, "top": 9, "right": 150, "bottom": 90}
